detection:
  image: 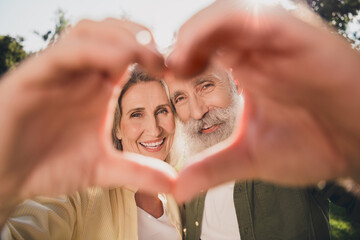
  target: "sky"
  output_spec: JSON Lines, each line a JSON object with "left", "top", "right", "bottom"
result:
{"left": 0, "top": 0, "right": 359, "bottom": 53}
{"left": 0, "top": 0, "right": 214, "bottom": 52}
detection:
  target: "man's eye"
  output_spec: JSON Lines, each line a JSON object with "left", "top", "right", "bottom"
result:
{"left": 202, "top": 83, "right": 214, "bottom": 90}
{"left": 175, "top": 96, "right": 185, "bottom": 104}
{"left": 130, "top": 112, "right": 142, "bottom": 118}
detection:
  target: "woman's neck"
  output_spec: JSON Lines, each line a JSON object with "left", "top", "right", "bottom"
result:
{"left": 135, "top": 191, "right": 164, "bottom": 218}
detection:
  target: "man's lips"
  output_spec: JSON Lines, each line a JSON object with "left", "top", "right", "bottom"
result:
{"left": 139, "top": 138, "right": 165, "bottom": 152}
{"left": 201, "top": 124, "right": 221, "bottom": 134}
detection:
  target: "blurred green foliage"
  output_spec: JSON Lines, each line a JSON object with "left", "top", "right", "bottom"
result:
{"left": 0, "top": 35, "right": 27, "bottom": 76}
{"left": 330, "top": 202, "right": 360, "bottom": 240}
{"left": 307, "top": 0, "right": 360, "bottom": 31}
{"left": 306, "top": 0, "right": 360, "bottom": 46}
{"left": 0, "top": 9, "right": 70, "bottom": 77}
{"left": 34, "top": 9, "right": 70, "bottom": 45}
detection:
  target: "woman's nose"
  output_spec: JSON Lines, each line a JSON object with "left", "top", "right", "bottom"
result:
{"left": 146, "top": 116, "right": 162, "bottom": 137}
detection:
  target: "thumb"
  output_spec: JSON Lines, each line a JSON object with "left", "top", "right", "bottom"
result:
{"left": 174, "top": 132, "right": 256, "bottom": 203}
{"left": 96, "top": 151, "right": 177, "bottom": 194}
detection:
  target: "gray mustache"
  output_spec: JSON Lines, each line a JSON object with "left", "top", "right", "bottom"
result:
{"left": 184, "top": 107, "right": 233, "bottom": 134}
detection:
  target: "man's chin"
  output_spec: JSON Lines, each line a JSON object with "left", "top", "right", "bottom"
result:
{"left": 186, "top": 130, "right": 229, "bottom": 156}
{"left": 181, "top": 95, "right": 241, "bottom": 157}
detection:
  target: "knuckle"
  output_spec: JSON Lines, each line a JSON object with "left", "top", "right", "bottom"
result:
{"left": 76, "top": 19, "right": 95, "bottom": 28}
{"left": 70, "top": 19, "right": 97, "bottom": 38}
{"left": 103, "top": 17, "right": 119, "bottom": 24}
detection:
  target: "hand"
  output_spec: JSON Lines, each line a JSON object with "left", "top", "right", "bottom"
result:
{"left": 168, "top": 0, "right": 360, "bottom": 202}
{"left": 0, "top": 18, "right": 175, "bottom": 223}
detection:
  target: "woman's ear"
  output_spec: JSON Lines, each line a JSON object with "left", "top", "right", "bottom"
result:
{"left": 116, "top": 127, "right": 122, "bottom": 141}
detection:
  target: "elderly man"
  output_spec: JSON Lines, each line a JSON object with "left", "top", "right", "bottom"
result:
{"left": 165, "top": 63, "right": 358, "bottom": 240}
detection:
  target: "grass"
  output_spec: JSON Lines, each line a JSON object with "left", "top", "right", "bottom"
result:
{"left": 330, "top": 202, "right": 360, "bottom": 240}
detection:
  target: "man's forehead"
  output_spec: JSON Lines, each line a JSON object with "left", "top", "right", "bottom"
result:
{"left": 166, "top": 65, "right": 229, "bottom": 90}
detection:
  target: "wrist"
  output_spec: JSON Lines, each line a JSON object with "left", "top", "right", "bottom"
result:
{"left": 0, "top": 185, "right": 21, "bottom": 228}
{"left": 0, "top": 73, "right": 26, "bottom": 228}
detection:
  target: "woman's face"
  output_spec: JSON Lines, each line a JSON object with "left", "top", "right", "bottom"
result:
{"left": 118, "top": 81, "right": 175, "bottom": 161}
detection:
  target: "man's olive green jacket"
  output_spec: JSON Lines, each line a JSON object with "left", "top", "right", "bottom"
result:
{"left": 183, "top": 181, "right": 359, "bottom": 240}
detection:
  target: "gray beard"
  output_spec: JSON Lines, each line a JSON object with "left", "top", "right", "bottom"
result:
{"left": 182, "top": 94, "right": 242, "bottom": 156}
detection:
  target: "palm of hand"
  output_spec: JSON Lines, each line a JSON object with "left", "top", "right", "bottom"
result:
{"left": 0, "top": 20, "right": 174, "bottom": 204}
{"left": 170, "top": 2, "right": 360, "bottom": 201}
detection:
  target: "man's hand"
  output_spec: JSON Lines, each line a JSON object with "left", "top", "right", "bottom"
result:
{"left": 0, "top": 19, "right": 175, "bottom": 224}
{"left": 168, "top": 0, "right": 360, "bottom": 202}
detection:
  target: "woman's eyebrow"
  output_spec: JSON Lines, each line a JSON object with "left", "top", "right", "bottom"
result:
{"left": 126, "top": 107, "right": 144, "bottom": 115}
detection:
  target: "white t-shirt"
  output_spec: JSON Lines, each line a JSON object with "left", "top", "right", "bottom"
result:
{"left": 137, "top": 194, "right": 179, "bottom": 240}
{"left": 200, "top": 182, "right": 241, "bottom": 240}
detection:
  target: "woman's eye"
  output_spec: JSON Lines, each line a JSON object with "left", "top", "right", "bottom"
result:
{"left": 157, "top": 109, "right": 168, "bottom": 115}
{"left": 130, "top": 112, "right": 142, "bottom": 118}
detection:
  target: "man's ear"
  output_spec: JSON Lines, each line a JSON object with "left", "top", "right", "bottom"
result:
{"left": 233, "top": 77, "right": 242, "bottom": 95}
{"left": 229, "top": 68, "right": 242, "bottom": 95}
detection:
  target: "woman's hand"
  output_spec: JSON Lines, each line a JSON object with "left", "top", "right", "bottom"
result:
{"left": 0, "top": 19, "right": 175, "bottom": 225}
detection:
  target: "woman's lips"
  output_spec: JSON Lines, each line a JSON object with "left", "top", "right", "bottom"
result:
{"left": 139, "top": 138, "right": 165, "bottom": 152}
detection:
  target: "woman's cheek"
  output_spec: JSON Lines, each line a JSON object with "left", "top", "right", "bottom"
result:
{"left": 123, "top": 121, "right": 143, "bottom": 140}
{"left": 129, "top": 123, "right": 143, "bottom": 137}
{"left": 163, "top": 114, "right": 176, "bottom": 133}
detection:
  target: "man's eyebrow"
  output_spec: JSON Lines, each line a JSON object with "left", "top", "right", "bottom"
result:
{"left": 126, "top": 107, "right": 144, "bottom": 115}
{"left": 193, "top": 74, "right": 218, "bottom": 86}
{"left": 170, "top": 74, "right": 220, "bottom": 99}
{"left": 171, "top": 91, "right": 183, "bottom": 100}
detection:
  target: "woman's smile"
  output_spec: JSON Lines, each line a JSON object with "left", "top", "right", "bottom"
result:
{"left": 139, "top": 137, "right": 166, "bottom": 152}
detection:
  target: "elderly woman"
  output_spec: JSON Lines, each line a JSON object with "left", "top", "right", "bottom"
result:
{"left": 2, "top": 68, "right": 182, "bottom": 240}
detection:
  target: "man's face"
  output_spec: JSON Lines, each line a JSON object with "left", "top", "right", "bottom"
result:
{"left": 165, "top": 64, "right": 240, "bottom": 154}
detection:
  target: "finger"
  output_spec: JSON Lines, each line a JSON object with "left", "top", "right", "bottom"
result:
{"left": 65, "top": 19, "right": 165, "bottom": 79}
{"left": 16, "top": 19, "right": 164, "bottom": 87}
{"left": 166, "top": 0, "right": 250, "bottom": 78}
{"left": 168, "top": 18, "right": 276, "bottom": 79}
{"left": 96, "top": 151, "right": 177, "bottom": 194}
{"left": 167, "top": 1, "right": 293, "bottom": 79}
{"left": 98, "top": 18, "right": 166, "bottom": 76}
{"left": 174, "top": 133, "right": 256, "bottom": 203}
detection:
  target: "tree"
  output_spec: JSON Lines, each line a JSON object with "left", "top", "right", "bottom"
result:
{"left": 0, "top": 35, "right": 28, "bottom": 76}
{"left": 304, "top": 0, "right": 360, "bottom": 48}
{"left": 306, "top": 0, "right": 360, "bottom": 31}
{"left": 34, "top": 9, "right": 70, "bottom": 47}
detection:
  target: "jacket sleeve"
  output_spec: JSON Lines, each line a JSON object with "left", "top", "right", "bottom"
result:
{"left": 1, "top": 195, "right": 77, "bottom": 240}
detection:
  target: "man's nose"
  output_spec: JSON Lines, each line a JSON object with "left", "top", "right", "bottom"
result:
{"left": 189, "top": 96, "right": 208, "bottom": 120}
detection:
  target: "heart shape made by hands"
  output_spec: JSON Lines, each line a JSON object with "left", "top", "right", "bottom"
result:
{"left": 1, "top": 0, "right": 358, "bottom": 210}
